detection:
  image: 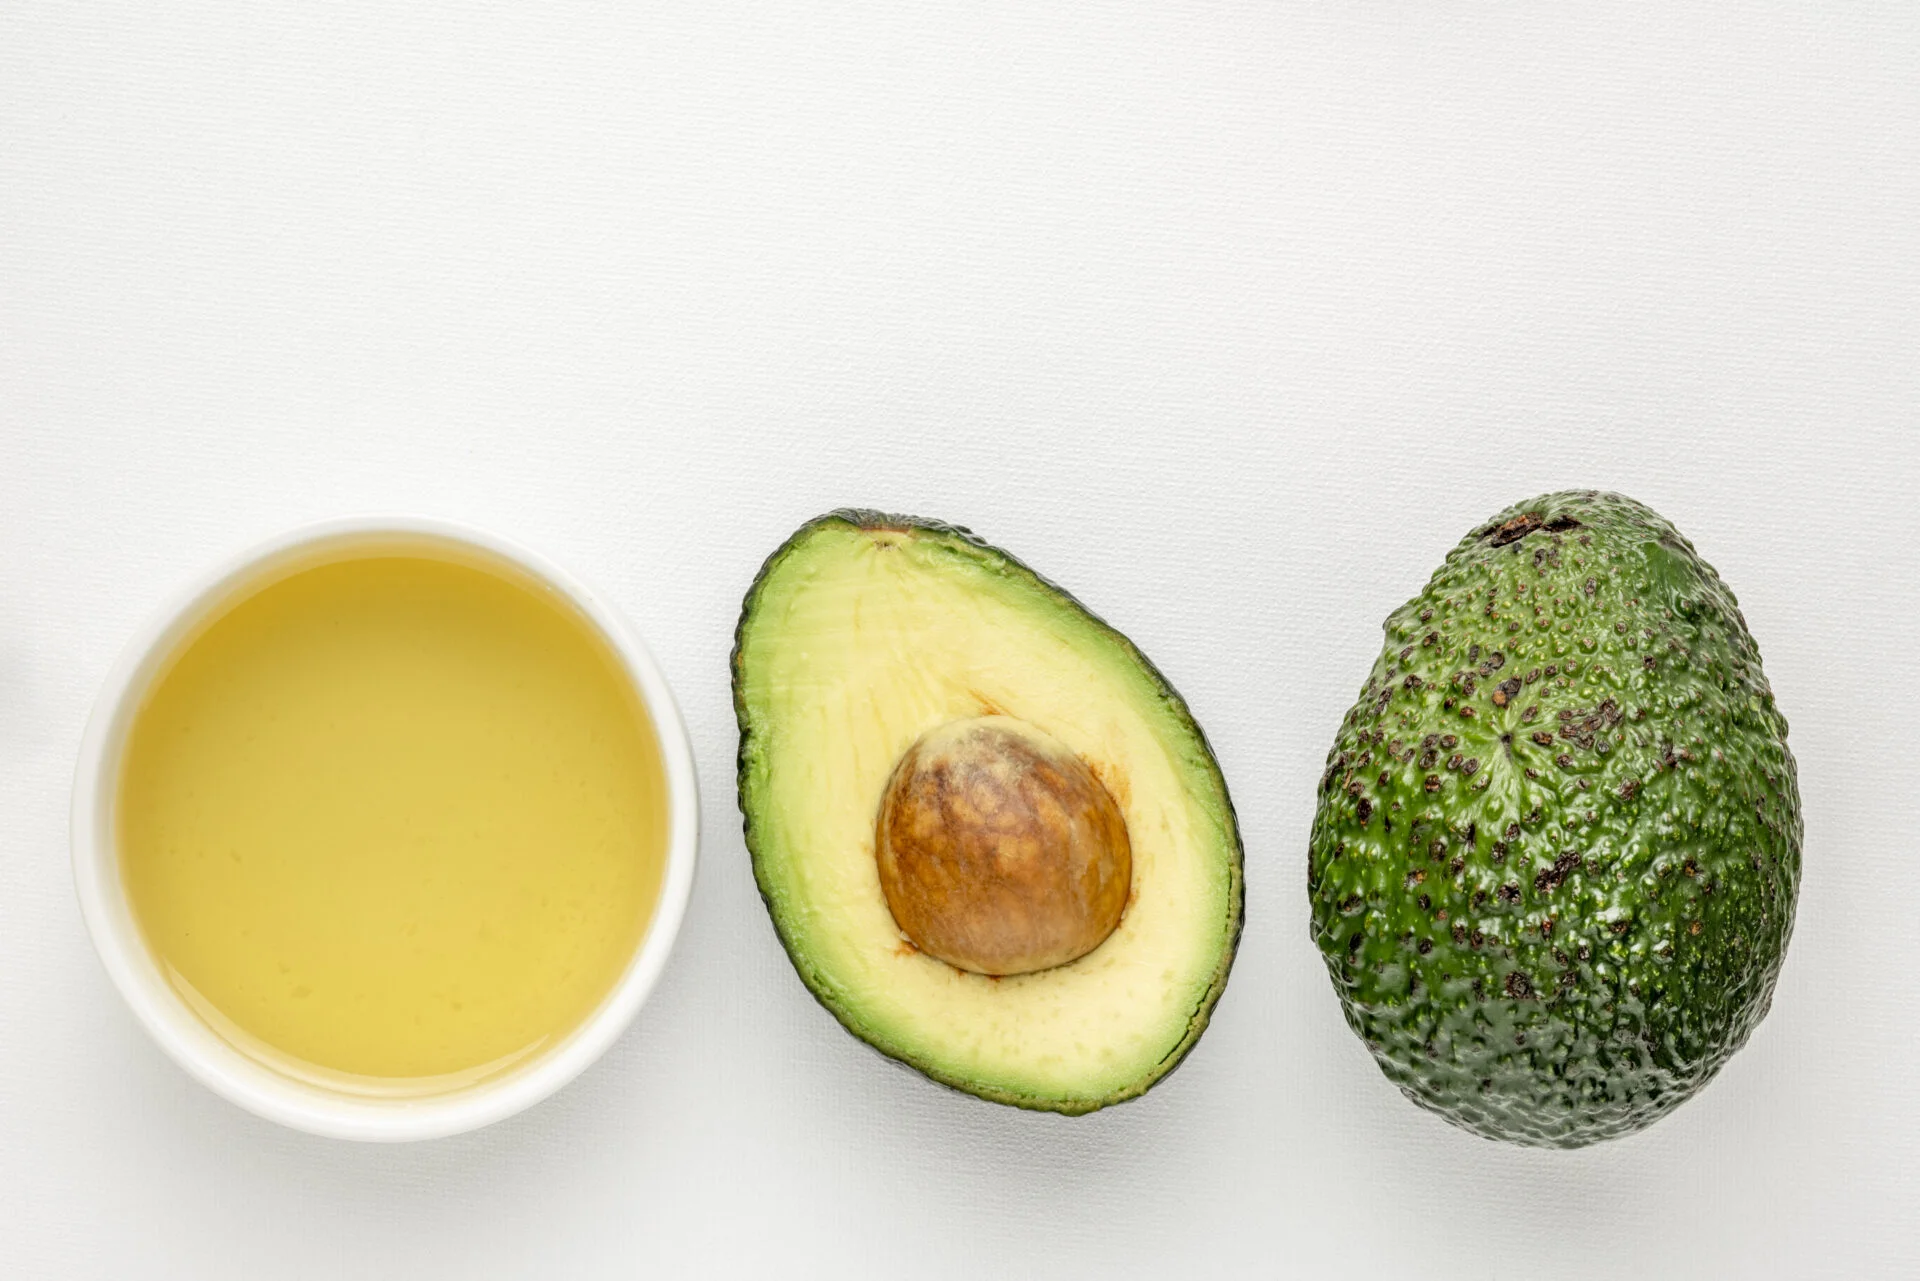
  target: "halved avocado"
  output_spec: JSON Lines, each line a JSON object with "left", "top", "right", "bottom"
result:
{"left": 733, "top": 510, "right": 1243, "bottom": 1113}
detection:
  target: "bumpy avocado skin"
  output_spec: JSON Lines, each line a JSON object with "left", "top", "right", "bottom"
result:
{"left": 1308, "top": 492, "right": 1800, "bottom": 1147}
{"left": 733, "top": 510, "right": 1245, "bottom": 1113}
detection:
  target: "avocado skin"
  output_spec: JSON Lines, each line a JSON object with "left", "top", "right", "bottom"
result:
{"left": 1308, "top": 491, "right": 1800, "bottom": 1147}
{"left": 732, "top": 510, "right": 1246, "bottom": 1113}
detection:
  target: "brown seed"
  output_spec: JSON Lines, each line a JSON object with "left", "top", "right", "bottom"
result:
{"left": 876, "top": 716, "right": 1130, "bottom": 976}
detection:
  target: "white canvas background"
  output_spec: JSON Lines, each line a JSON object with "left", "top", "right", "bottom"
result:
{"left": 3, "top": 4, "right": 1916, "bottom": 1276}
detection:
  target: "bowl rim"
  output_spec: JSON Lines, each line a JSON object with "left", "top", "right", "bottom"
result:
{"left": 70, "top": 515, "right": 700, "bottom": 1141}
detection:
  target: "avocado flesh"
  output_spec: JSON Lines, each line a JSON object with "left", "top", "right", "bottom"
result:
{"left": 1308, "top": 491, "right": 1800, "bottom": 1147}
{"left": 734, "top": 511, "right": 1243, "bottom": 1113}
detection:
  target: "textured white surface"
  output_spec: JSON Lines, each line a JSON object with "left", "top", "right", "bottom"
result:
{"left": 3, "top": 4, "right": 1918, "bottom": 1277}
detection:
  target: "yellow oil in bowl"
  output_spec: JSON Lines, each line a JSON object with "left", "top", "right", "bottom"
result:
{"left": 116, "top": 553, "right": 668, "bottom": 1093}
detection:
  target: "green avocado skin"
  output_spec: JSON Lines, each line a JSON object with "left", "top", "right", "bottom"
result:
{"left": 1308, "top": 491, "right": 1800, "bottom": 1147}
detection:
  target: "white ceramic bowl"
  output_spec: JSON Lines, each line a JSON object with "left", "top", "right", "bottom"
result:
{"left": 71, "top": 517, "right": 699, "bottom": 1141}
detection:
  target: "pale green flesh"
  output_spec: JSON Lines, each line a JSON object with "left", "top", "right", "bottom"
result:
{"left": 735, "top": 519, "right": 1240, "bottom": 1110}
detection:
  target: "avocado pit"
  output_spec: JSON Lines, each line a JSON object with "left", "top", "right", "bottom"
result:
{"left": 875, "top": 716, "right": 1131, "bottom": 976}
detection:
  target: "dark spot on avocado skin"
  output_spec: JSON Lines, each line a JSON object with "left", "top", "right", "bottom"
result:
{"left": 1307, "top": 490, "right": 1801, "bottom": 1148}
{"left": 1484, "top": 512, "right": 1544, "bottom": 546}
{"left": 1533, "top": 850, "right": 1583, "bottom": 895}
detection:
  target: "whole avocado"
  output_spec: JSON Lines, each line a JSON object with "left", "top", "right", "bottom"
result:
{"left": 1308, "top": 491, "right": 1800, "bottom": 1147}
